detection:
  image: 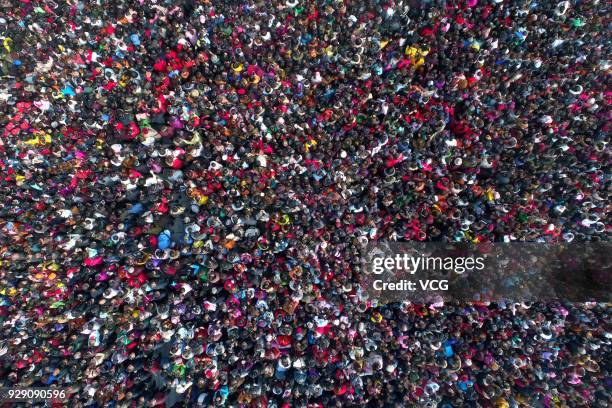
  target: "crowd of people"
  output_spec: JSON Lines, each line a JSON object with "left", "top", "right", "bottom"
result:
{"left": 0, "top": 0, "right": 609, "bottom": 406}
